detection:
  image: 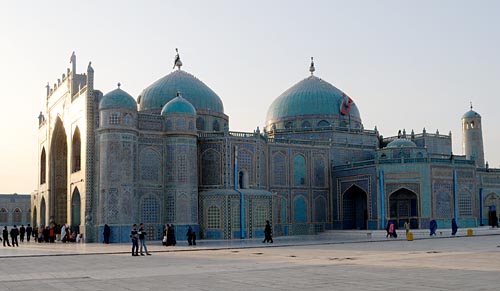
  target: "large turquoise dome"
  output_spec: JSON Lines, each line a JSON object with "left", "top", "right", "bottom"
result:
{"left": 161, "top": 95, "right": 196, "bottom": 115}
{"left": 266, "top": 75, "right": 361, "bottom": 128}
{"left": 139, "top": 70, "right": 224, "bottom": 113}
{"left": 99, "top": 87, "right": 137, "bottom": 110}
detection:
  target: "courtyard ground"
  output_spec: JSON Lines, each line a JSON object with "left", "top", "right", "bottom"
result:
{"left": 1, "top": 229, "right": 500, "bottom": 290}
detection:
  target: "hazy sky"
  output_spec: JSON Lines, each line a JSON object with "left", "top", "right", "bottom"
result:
{"left": 1, "top": 0, "right": 499, "bottom": 194}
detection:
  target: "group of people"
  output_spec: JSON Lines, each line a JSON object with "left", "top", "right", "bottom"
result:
{"left": 2, "top": 224, "right": 34, "bottom": 247}
{"left": 386, "top": 219, "right": 460, "bottom": 238}
{"left": 34, "top": 224, "right": 82, "bottom": 243}
{"left": 130, "top": 223, "right": 152, "bottom": 256}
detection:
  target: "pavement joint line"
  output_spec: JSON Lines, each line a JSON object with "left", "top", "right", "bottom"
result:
{"left": 1, "top": 232, "right": 499, "bottom": 259}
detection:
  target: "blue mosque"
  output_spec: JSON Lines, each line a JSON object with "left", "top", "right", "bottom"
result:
{"left": 32, "top": 51, "right": 500, "bottom": 242}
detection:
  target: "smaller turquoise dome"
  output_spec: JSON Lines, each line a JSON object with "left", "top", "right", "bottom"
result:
{"left": 161, "top": 94, "right": 196, "bottom": 115}
{"left": 387, "top": 139, "right": 416, "bottom": 148}
{"left": 100, "top": 86, "right": 137, "bottom": 110}
{"left": 462, "top": 109, "right": 481, "bottom": 119}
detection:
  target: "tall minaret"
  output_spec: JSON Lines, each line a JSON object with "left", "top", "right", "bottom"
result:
{"left": 462, "top": 103, "right": 485, "bottom": 167}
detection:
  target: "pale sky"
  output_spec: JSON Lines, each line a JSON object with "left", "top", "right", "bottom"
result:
{"left": 1, "top": 0, "right": 499, "bottom": 194}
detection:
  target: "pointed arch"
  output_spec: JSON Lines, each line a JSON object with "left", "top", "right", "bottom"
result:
{"left": 40, "top": 147, "right": 46, "bottom": 184}
{"left": 71, "top": 188, "right": 81, "bottom": 228}
{"left": 343, "top": 185, "right": 368, "bottom": 229}
{"left": 390, "top": 187, "right": 419, "bottom": 228}
{"left": 50, "top": 117, "right": 68, "bottom": 225}
{"left": 71, "top": 127, "right": 81, "bottom": 172}
{"left": 40, "top": 197, "right": 46, "bottom": 226}
{"left": 294, "top": 196, "right": 308, "bottom": 223}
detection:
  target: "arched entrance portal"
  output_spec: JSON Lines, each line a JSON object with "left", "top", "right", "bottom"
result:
{"left": 389, "top": 188, "right": 419, "bottom": 229}
{"left": 484, "top": 193, "right": 500, "bottom": 227}
{"left": 71, "top": 188, "right": 81, "bottom": 231}
{"left": 40, "top": 197, "right": 46, "bottom": 226}
{"left": 50, "top": 118, "right": 68, "bottom": 225}
{"left": 343, "top": 185, "right": 368, "bottom": 229}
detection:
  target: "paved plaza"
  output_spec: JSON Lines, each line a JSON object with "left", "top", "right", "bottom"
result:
{"left": 1, "top": 231, "right": 500, "bottom": 291}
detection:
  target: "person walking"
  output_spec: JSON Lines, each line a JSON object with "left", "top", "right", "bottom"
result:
{"left": 2, "top": 226, "right": 11, "bottom": 247}
{"left": 404, "top": 220, "right": 410, "bottom": 235}
{"left": 26, "top": 224, "right": 32, "bottom": 243}
{"left": 130, "top": 224, "right": 139, "bottom": 256}
{"left": 451, "top": 218, "right": 458, "bottom": 236}
{"left": 103, "top": 224, "right": 110, "bottom": 244}
{"left": 19, "top": 225, "right": 26, "bottom": 243}
{"left": 429, "top": 220, "right": 438, "bottom": 236}
{"left": 138, "top": 223, "right": 151, "bottom": 256}
{"left": 186, "top": 226, "right": 196, "bottom": 246}
{"left": 262, "top": 220, "right": 273, "bottom": 243}
{"left": 10, "top": 225, "right": 19, "bottom": 247}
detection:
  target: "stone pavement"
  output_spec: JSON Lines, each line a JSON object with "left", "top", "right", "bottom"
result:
{"left": 1, "top": 230, "right": 500, "bottom": 290}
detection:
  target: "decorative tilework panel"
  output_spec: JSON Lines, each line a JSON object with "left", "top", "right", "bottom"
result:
{"left": 201, "top": 149, "right": 222, "bottom": 185}
{"left": 141, "top": 195, "right": 160, "bottom": 224}
{"left": 458, "top": 190, "right": 473, "bottom": 216}
{"left": 238, "top": 149, "right": 253, "bottom": 186}
{"left": 207, "top": 205, "right": 221, "bottom": 229}
{"left": 314, "top": 196, "right": 326, "bottom": 222}
{"left": 293, "top": 155, "right": 306, "bottom": 186}
{"left": 434, "top": 183, "right": 452, "bottom": 218}
{"left": 294, "top": 197, "right": 307, "bottom": 223}
{"left": 140, "top": 148, "right": 161, "bottom": 182}
{"left": 313, "top": 156, "right": 325, "bottom": 187}
{"left": 272, "top": 152, "right": 287, "bottom": 186}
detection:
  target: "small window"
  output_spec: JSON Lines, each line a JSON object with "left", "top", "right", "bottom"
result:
{"left": 109, "top": 113, "right": 120, "bottom": 125}
{"left": 301, "top": 121, "right": 311, "bottom": 128}
{"left": 285, "top": 121, "right": 294, "bottom": 129}
{"left": 0, "top": 208, "right": 7, "bottom": 223}
{"left": 196, "top": 117, "right": 205, "bottom": 130}
{"left": 470, "top": 121, "right": 475, "bottom": 129}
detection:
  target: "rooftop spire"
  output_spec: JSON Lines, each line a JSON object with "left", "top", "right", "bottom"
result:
{"left": 309, "top": 57, "right": 315, "bottom": 75}
{"left": 117, "top": 82, "right": 121, "bottom": 89}
{"left": 173, "top": 48, "right": 182, "bottom": 70}
{"left": 470, "top": 101, "right": 473, "bottom": 110}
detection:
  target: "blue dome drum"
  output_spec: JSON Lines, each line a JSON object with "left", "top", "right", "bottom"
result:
{"left": 99, "top": 84, "right": 137, "bottom": 110}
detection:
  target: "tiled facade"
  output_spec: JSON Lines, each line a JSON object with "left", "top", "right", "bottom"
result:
{"left": 33, "top": 53, "right": 500, "bottom": 242}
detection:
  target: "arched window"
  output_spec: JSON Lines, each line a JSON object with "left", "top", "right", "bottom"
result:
{"left": 285, "top": 121, "right": 294, "bottom": 129}
{"left": 213, "top": 120, "right": 220, "bottom": 131}
{"left": 301, "top": 121, "right": 311, "bottom": 128}
{"left": 294, "top": 155, "right": 306, "bottom": 186}
{"left": 72, "top": 127, "right": 81, "bottom": 172}
{"left": 40, "top": 148, "right": 46, "bottom": 184}
{"left": 0, "top": 208, "right": 7, "bottom": 223}
{"left": 13, "top": 208, "right": 22, "bottom": 224}
{"left": 470, "top": 121, "right": 475, "bottom": 129}
{"left": 196, "top": 117, "right": 205, "bottom": 130}
{"left": 317, "top": 120, "right": 330, "bottom": 128}
{"left": 207, "top": 206, "right": 220, "bottom": 229}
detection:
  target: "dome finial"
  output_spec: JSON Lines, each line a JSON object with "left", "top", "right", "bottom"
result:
{"left": 470, "top": 101, "right": 473, "bottom": 110}
{"left": 309, "top": 57, "right": 315, "bottom": 75}
{"left": 176, "top": 90, "right": 182, "bottom": 97}
{"left": 117, "top": 82, "right": 121, "bottom": 89}
{"left": 173, "top": 48, "right": 183, "bottom": 70}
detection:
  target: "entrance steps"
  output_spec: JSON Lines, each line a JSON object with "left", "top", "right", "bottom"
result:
{"left": 318, "top": 226, "right": 500, "bottom": 241}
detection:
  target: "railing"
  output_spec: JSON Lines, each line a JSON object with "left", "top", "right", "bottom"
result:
{"left": 333, "top": 156, "right": 476, "bottom": 170}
